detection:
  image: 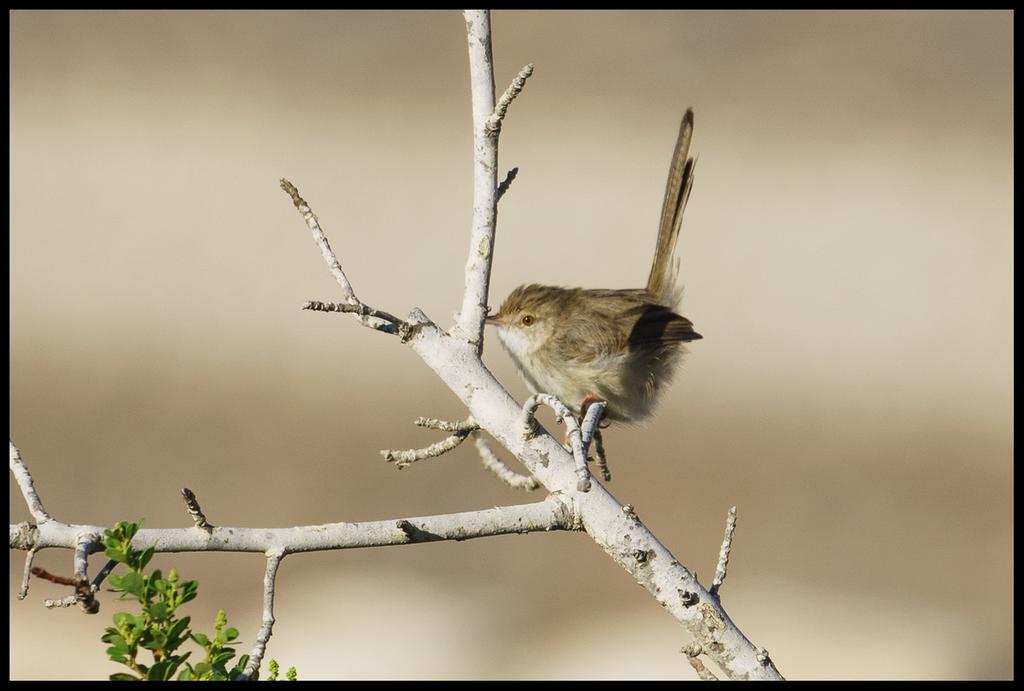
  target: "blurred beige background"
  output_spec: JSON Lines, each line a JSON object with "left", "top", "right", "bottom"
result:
{"left": 9, "top": 10, "right": 1012, "bottom": 680}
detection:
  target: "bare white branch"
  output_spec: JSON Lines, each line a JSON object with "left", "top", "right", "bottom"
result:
{"left": 452, "top": 9, "right": 499, "bottom": 352}
{"left": 241, "top": 550, "right": 285, "bottom": 680}
{"left": 710, "top": 506, "right": 738, "bottom": 598}
{"left": 11, "top": 473, "right": 574, "bottom": 555}
{"left": 10, "top": 441, "right": 52, "bottom": 524}
{"left": 473, "top": 435, "right": 541, "bottom": 491}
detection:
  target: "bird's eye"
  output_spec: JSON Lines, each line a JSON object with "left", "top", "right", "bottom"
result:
{"left": 521, "top": 314, "right": 535, "bottom": 326}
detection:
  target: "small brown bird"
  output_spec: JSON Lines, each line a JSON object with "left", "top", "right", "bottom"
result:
{"left": 486, "top": 110, "right": 702, "bottom": 424}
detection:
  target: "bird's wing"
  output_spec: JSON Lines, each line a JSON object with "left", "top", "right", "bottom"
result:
{"left": 627, "top": 304, "right": 702, "bottom": 349}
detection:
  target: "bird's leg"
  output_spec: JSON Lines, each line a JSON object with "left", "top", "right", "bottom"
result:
{"left": 580, "top": 395, "right": 608, "bottom": 427}
{"left": 578, "top": 395, "right": 612, "bottom": 480}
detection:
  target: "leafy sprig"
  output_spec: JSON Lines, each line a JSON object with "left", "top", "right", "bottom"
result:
{"left": 99, "top": 520, "right": 295, "bottom": 681}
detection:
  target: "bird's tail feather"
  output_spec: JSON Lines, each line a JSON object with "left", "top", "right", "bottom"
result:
{"left": 646, "top": 109, "right": 696, "bottom": 306}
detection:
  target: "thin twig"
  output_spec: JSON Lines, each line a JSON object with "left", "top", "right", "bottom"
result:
{"left": 485, "top": 64, "right": 534, "bottom": 135}
{"left": 709, "top": 506, "right": 738, "bottom": 598}
{"left": 280, "top": 180, "right": 407, "bottom": 337}
{"left": 473, "top": 435, "right": 540, "bottom": 491}
{"left": 31, "top": 567, "right": 78, "bottom": 586}
{"left": 496, "top": 167, "right": 519, "bottom": 201}
{"left": 302, "top": 300, "right": 411, "bottom": 338}
{"left": 18, "top": 548, "right": 37, "bottom": 599}
{"left": 92, "top": 559, "right": 118, "bottom": 591}
{"left": 381, "top": 427, "right": 476, "bottom": 469}
{"left": 181, "top": 487, "right": 214, "bottom": 532}
{"left": 280, "top": 179, "right": 357, "bottom": 301}
{"left": 682, "top": 643, "right": 720, "bottom": 681}
{"left": 414, "top": 417, "right": 479, "bottom": 433}
{"left": 521, "top": 394, "right": 591, "bottom": 492}
{"left": 241, "top": 550, "right": 285, "bottom": 680}
{"left": 43, "top": 594, "right": 81, "bottom": 609}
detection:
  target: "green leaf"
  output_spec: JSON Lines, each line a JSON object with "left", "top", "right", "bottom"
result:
{"left": 146, "top": 661, "right": 171, "bottom": 681}
{"left": 191, "top": 632, "right": 210, "bottom": 648}
{"left": 148, "top": 602, "right": 168, "bottom": 622}
{"left": 180, "top": 581, "right": 199, "bottom": 604}
{"left": 109, "top": 672, "right": 141, "bottom": 681}
{"left": 140, "top": 630, "right": 166, "bottom": 651}
{"left": 210, "top": 651, "right": 235, "bottom": 667}
{"left": 105, "top": 548, "right": 130, "bottom": 564}
{"left": 117, "top": 572, "right": 145, "bottom": 599}
{"left": 138, "top": 546, "right": 155, "bottom": 570}
{"left": 164, "top": 651, "right": 192, "bottom": 680}
{"left": 101, "top": 631, "right": 126, "bottom": 646}
{"left": 164, "top": 617, "right": 191, "bottom": 653}
{"left": 112, "top": 611, "right": 133, "bottom": 628}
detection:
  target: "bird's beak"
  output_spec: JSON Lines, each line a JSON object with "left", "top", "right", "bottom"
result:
{"left": 484, "top": 312, "right": 498, "bottom": 325}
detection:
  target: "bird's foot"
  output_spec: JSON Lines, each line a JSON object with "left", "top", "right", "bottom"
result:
{"left": 580, "top": 395, "right": 610, "bottom": 428}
